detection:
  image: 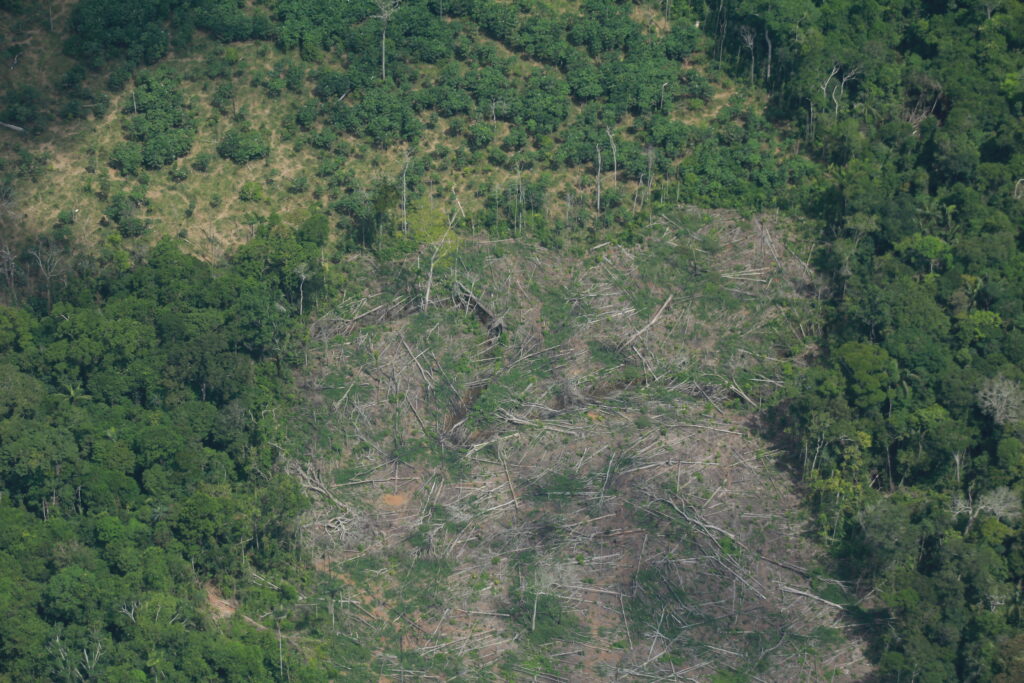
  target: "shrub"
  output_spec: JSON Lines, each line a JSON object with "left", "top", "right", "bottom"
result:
{"left": 118, "top": 216, "right": 147, "bottom": 238}
{"left": 239, "top": 182, "right": 263, "bottom": 201}
{"left": 466, "top": 122, "right": 495, "bottom": 150}
{"left": 110, "top": 142, "right": 144, "bottom": 175}
{"left": 191, "top": 152, "right": 212, "bottom": 172}
{"left": 217, "top": 125, "right": 270, "bottom": 164}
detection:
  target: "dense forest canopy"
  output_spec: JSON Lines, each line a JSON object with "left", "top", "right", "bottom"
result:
{"left": 1, "top": 0, "right": 1023, "bottom": 679}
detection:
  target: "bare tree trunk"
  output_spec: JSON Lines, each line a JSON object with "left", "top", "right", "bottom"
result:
{"left": 641, "top": 147, "right": 654, "bottom": 211}
{"left": 595, "top": 145, "right": 602, "bottom": 215}
{"left": 0, "top": 238, "right": 17, "bottom": 303}
{"left": 713, "top": 0, "right": 727, "bottom": 63}
{"left": 820, "top": 64, "right": 839, "bottom": 103}
{"left": 605, "top": 127, "right": 617, "bottom": 186}
{"left": 515, "top": 165, "right": 524, "bottom": 235}
{"left": 374, "top": 0, "right": 402, "bottom": 81}
{"left": 401, "top": 153, "right": 411, "bottom": 232}
{"left": 836, "top": 68, "right": 860, "bottom": 121}
{"left": 740, "top": 26, "right": 755, "bottom": 85}
{"left": 381, "top": 24, "right": 388, "bottom": 81}
{"left": 30, "top": 241, "right": 66, "bottom": 312}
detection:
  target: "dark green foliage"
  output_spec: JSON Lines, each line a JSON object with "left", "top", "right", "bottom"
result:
{"left": 1, "top": 86, "right": 44, "bottom": 129}
{"left": 194, "top": 2, "right": 270, "bottom": 43}
{"left": 737, "top": 0, "right": 1024, "bottom": 677}
{"left": 0, "top": 231, "right": 323, "bottom": 679}
{"left": 210, "top": 82, "right": 236, "bottom": 116}
{"left": 663, "top": 23, "right": 701, "bottom": 61}
{"left": 110, "top": 70, "right": 196, "bottom": 173}
{"left": 109, "top": 142, "right": 144, "bottom": 175}
{"left": 296, "top": 212, "right": 329, "bottom": 246}
{"left": 65, "top": 0, "right": 268, "bottom": 67}
{"left": 465, "top": 121, "right": 495, "bottom": 150}
{"left": 330, "top": 86, "right": 422, "bottom": 148}
{"left": 567, "top": 0, "right": 638, "bottom": 56}
{"left": 287, "top": 174, "right": 309, "bottom": 194}
{"left": 101, "top": 186, "right": 150, "bottom": 237}
{"left": 515, "top": 70, "right": 569, "bottom": 135}
{"left": 275, "top": 0, "right": 372, "bottom": 61}
{"left": 217, "top": 124, "right": 270, "bottom": 164}
{"left": 169, "top": 163, "right": 189, "bottom": 182}
{"left": 23, "top": 0, "right": 1024, "bottom": 677}
{"left": 66, "top": 0, "right": 174, "bottom": 66}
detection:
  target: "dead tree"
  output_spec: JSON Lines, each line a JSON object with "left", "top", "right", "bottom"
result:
{"left": 983, "top": 0, "right": 1004, "bottom": 21}
{"left": 29, "top": 239, "right": 67, "bottom": 311}
{"left": 739, "top": 26, "right": 755, "bottom": 84}
{"left": 453, "top": 281, "right": 503, "bottom": 340}
{"left": 295, "top": 263, "right": 309, "bottom": 316}
{"left": 955, "top": 486, "right": 1023, "bottom": 534}
{"left": 834, "top": 66, "right": 860, "bottom": 120}
{"left": 978, "top": 375, "right": 1024, "bottom": 425}
{"left": 819, "top": 64, "right": 840, "bottom": 114}
{"left": 0, "top": 237, "right": 17, "bottom": 302}
{"left": 605, "top": 127, "right": 618, "bottom": 186}
{"left": 514, "top": 165, "right": 525, "bottom": 235}
{"left": 0, "top": 184, "right": 14, "bottom": 218}
{"left": 817, "top": 64, "right": 861, "bottom": 122}
{"left": 401, "top": 152, "right": 412, "bottom": 232}
{"left": 374, "top": 0, "right": 403, "bottom": 81}
{"left": 423, "top": 227, "right": 452, "bottom": 311}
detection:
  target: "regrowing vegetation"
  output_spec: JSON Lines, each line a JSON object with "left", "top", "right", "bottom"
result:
{"left": 1, "top": 0, "right": 1023, "bottom": 680}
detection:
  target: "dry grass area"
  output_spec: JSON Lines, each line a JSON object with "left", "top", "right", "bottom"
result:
{"left": 1, "top": 13, "right": 732, "bottom": 266}
{"left": 276, "top": 208, "right": 870, "bottom": 680}
{"left": 1, "top": 32, "right": 333, "bottom": 255}
{"left": 632, "top": 4, "right": 673, "bottom": 37}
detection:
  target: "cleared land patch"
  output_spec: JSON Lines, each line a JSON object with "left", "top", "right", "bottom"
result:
{"left": 275, "top": 208, "right": 869, "bottom": 681}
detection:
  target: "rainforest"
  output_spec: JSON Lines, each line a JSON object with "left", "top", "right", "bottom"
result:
{"left": 1, "top": 0, "right": 1023, "bottom": 680}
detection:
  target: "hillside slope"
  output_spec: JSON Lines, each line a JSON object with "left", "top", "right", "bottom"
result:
{"left": 276, "top": 209, "right": 869, "bottom": 679}
{"left": 3, "top": 0, "right": 1024, "bottom": 680}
